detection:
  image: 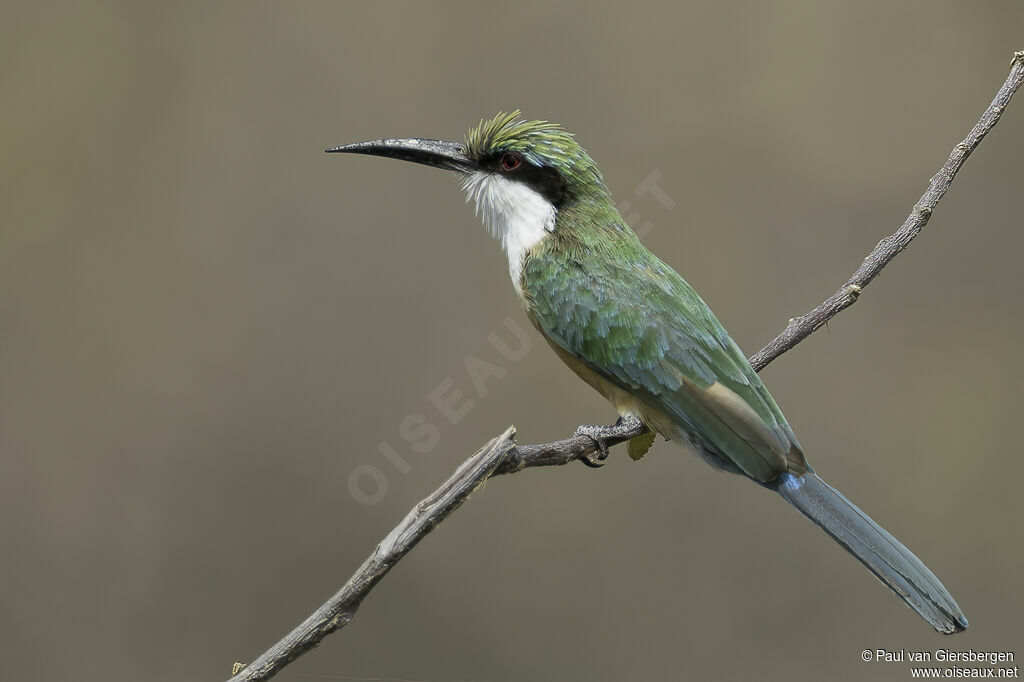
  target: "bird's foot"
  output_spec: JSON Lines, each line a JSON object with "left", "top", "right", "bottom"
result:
{"left": 574, "top": 416, "right": 646, "bottom": 468}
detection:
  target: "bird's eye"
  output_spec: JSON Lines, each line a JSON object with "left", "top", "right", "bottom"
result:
{"left": 499, "top": 153, "right": 522, "bottom": 172}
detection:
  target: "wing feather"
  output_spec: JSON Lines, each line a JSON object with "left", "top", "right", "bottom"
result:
{"left": 523, "top": 231, "right": 805, "bottom": 482}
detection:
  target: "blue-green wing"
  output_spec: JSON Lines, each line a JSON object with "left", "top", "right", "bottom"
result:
{"left": 523, "top": 230, "right": 804, "bottom": 482}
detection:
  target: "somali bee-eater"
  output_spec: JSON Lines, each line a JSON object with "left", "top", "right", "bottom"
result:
{"left": 327, "top": 111, "right": 967, "bottom": 634}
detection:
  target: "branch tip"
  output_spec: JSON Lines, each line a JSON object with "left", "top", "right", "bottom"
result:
{"left": 749, "top": 52, "right": 1023, "bottom": 369}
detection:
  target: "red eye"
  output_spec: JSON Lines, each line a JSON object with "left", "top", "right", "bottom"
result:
{"left": 499, "top": 153, "right": 522, "bottom": 171}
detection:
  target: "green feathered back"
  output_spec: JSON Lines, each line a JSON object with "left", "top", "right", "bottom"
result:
{"left": 522, "top": 204, "right": 805, "bottom": 482}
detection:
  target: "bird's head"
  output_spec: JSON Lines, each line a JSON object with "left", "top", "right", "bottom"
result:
{"left": 335, "top": 110, "right": 606, "bottom": 224}
{"left": 328, "top": 110, "right": 607, "bottom": 205}
{"left": 459, "top": 110, "right": 609, "bottom": 208}
{"left": 328, "top": 112, "right": 613, "bottom": 253}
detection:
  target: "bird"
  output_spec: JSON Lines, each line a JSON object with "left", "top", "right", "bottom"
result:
{"left": 327, "top": 111, "right": 967, "bottom": 634}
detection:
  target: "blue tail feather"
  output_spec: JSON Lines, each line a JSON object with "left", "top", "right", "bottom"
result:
{"left": 774, "top": 472, "right": 967, "bottom": 634}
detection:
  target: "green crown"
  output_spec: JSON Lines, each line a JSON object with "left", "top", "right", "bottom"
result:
{"left": 464, "top": 110, "right": 605, "bottom": 191}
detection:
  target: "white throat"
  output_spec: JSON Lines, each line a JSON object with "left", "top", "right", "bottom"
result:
{"left": 460, "top": 172, "right": 556, "bottom": 295}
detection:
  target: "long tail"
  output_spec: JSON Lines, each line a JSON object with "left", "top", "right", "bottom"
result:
{"left": 773, "top": 471, "right": 967, "bottom": 634}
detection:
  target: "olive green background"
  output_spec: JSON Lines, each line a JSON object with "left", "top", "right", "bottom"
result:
{"left": 3, "top": 2, "right": 1023, "bottom": 681}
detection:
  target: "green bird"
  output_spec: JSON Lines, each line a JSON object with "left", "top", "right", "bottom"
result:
{"left": 328, "top": 111, "right": 967, "bottom": 634}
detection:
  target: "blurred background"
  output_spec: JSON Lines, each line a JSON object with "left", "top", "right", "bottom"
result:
{"left": 3, "top": 2, "right": 1023, "bottom": 681}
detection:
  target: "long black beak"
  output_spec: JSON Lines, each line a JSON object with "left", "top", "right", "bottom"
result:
{"left": 325, "top": 138, "right": 476, "bottom": 172}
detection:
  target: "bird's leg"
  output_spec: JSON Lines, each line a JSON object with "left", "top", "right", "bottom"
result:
{"left": 574, "top": 415, "right": 646, "bottom": 467}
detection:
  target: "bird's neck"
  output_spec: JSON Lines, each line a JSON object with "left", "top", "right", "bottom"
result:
{"left": 461, "top": 171, "right": 623, "bottom": 296}
{"left": 461, "top": 171, "right": 556, "bottom": 296}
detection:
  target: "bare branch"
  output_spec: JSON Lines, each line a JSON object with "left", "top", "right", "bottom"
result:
{"left": 227, "top": 51, "right": 1024, "bottom": 681}
{"left": 228, "top": 422, "right": 650, "bottom": 682}
{"left": 747, "top": 50, "right": 1024, "bottom": 372}
{"left": 229, "top": 428, "right": 518, "bottom": 681}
